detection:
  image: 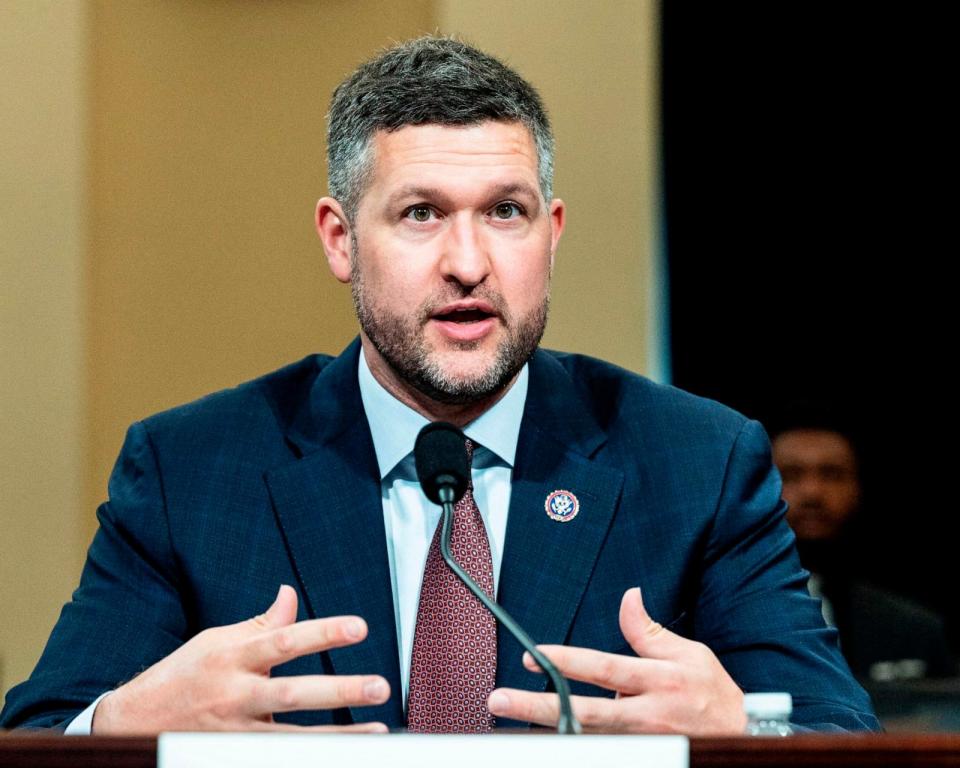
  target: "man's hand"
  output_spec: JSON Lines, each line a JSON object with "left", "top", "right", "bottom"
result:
{"left": 487, "top": 587, "right": 747, "bottom": 735}
{"left": 92, "top": 585, "right": 390, "bottom": 734}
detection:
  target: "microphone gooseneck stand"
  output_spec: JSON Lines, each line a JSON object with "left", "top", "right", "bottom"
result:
{"left": 436, "top": 483, "right": 582, "bottom": 735}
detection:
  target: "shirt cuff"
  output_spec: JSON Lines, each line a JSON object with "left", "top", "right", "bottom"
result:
{"left": 64, "top": 691, "right": 111, "bottom": 735}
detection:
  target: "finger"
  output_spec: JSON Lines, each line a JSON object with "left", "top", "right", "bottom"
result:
{"left": 240, "top": 615, "right": 368, "bottom": 670}
{"left": 619, "top": 588, "right": 688, "bottom": 660}
{"left": 248, "top": 585, "right": 299, "bottom": 633}
{"left": 250, "top": 720, "right": 389, "bottom": 733}
{"left": 488, "top": 689, "right": 638, "bottom": 733}
{"left": 252, "top": 674, "right": 390, "bottom": 714}
{"left": 521, "top": 645, "right": 672, "bottom": 694}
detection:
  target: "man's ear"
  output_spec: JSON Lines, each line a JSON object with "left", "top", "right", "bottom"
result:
{"left": 548, "top": 198, "right": 566, "bottom": 273}
{"left": 316, "top": 197, "right": 352, "bottom": 284}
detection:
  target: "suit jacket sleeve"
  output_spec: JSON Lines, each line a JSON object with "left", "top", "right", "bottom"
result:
{"left": 696, "top": 419, "right": 878, "bottom": 731}
{"left": 0, "top": 422, "right": 188, "bottom": 730}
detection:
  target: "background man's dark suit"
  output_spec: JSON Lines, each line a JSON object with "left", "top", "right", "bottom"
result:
{"left": 0, "top": 340, "right": 878, "bottom": 731}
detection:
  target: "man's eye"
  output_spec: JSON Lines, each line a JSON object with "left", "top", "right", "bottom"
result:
{"left": 492, "top": 202, "right": 522, "bottom": 220}
{"left": 779, "top": 467, "right": 802, "bottom": 483}
{"left": 405, "top": 206, "right": 434, "bottom": 222}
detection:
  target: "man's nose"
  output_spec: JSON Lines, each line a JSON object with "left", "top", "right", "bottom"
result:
{"left": 439, "top": 215, "right": 491, "bottom": 287}
{"left": 796, "top": 473, "right": 826, "bottom": 502}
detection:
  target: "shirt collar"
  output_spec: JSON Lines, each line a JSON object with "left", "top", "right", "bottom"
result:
{"left": 358, "top": 347, "right": 528, "bottom": 480}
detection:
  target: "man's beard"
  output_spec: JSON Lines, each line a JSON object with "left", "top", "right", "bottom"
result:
{"left": 350, "top": 248, "right": 548, "bottom": 405}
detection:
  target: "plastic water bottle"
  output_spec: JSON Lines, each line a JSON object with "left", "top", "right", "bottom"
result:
{"left": 743, "top": 692, "right": 793, "bottom": 736}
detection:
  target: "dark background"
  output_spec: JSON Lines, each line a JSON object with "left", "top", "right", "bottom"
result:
{"left": 661, "top": 5, "right": 952, "bottom": 640}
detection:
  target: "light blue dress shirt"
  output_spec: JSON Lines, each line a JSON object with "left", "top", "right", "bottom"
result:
{"left": 357, "top": 349, "right": 528, "bottom": 708}
{"left": 66, "top": 349, "right": 528, "bottom": 732}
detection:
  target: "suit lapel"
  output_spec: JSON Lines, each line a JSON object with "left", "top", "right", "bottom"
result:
{"left": 496, "top": 351, "right": 624, "bottom": 699}
{"left": 265, "top": 340, "right": 404, "bottom": 728}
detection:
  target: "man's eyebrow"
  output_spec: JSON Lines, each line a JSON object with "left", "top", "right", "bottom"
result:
{"left": 386, "top": 186, "right": 450, "bottom": 207}
{"left": 486, "top": 182, "right": 540, "bottom": 201}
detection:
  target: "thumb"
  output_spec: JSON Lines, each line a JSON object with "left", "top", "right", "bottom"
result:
{"left": 619, "top": 587, "right": 685, "bottom": 660}
{"left": 252, "top": 584, "right": 299, "bottom": 631}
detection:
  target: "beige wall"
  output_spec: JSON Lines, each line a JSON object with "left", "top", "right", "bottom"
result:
{"left": 0, "top": 0, "right": 88, "bottom": 694}
{"left": 1, "top": 0, "right": 658, "bottom": 697}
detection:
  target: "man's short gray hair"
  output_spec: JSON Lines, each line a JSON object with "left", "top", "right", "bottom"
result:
{"left": 327, "top": 36, "right": 555, "bottom": 223}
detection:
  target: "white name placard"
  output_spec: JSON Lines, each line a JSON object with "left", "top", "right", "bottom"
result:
{"left": 158, "top": 732, "right": 688, "bottom": 768}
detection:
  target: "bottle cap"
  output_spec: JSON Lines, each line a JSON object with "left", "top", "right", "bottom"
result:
{"left": 743, "top": 692, "right": 793, "bottom": 718}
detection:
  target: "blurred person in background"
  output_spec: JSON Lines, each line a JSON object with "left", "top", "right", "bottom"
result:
{"left": 772, "top": 403, "right": 956, "bottom": 682}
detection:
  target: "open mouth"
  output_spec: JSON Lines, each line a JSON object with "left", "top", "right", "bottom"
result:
{"left": 430, "top": 303, "right": 499, "bottom": 342}
{"left": 433, "top": 308, "right": 494, "bottom": 324}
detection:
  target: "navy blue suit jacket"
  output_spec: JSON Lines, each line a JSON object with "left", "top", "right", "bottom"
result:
{"left": 1, "top": 340, "right": 879, "bottom": 730}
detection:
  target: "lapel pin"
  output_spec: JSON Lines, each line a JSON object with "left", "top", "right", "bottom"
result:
{"left": 545, "top": 489, "right": 580, "bottom": 522}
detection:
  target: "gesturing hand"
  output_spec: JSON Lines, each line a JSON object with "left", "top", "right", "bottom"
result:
{"left": 92, "top": 585, "right": 390, "bottom": 734}
{"left": 487, "top": 587, "right": 747, "bottom": 735}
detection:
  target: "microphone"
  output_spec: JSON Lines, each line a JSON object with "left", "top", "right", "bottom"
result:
{"left": 414, "top": 421, "right": 581, "bottom": 735}
{"left": 414, "top": 421, "right": 470, "bottom": 506}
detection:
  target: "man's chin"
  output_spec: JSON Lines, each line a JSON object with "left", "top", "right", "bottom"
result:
{"left": 790, "top": 520, "right": 838, "bottom": 541}
{"left": 413, "top": 351, "right": 519, "bottom": 405}
{"left": 427, "top": 362, "right": 502, "bottom": 394}
{"left": 429, "top": 344, "right": 498, "bottom": 369}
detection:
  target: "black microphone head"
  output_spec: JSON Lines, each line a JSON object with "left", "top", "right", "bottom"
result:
{"left": 414, "top": 421, "right": 469, "bottom": 505}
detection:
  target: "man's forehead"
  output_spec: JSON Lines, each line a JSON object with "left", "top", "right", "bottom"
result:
{"left": 774, "top": 429, "right": 857, "bottom": 465}
{"left": 367, "top": 120, "right": 539, "bottom": 182}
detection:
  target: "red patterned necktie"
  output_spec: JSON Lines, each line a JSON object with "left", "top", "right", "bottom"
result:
{"left": 407, "top": 439, "right": 497, "bottom": 732}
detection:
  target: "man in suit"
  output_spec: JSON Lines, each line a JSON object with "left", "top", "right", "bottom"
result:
{"left": 1, "top": 37, "right": 878, "bottom": 734}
